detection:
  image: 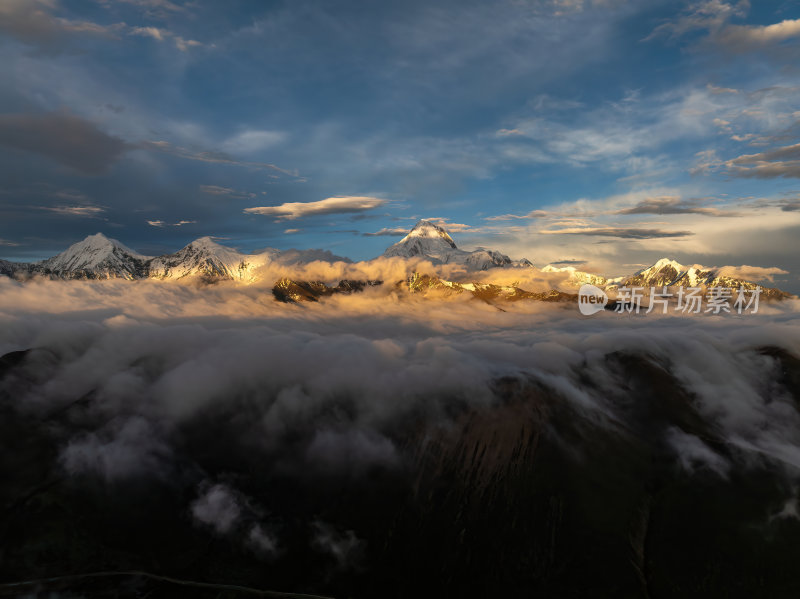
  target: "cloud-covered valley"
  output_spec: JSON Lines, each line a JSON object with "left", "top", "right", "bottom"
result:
{"left": 2, "top": 276, "right": 800, "bottom": 596}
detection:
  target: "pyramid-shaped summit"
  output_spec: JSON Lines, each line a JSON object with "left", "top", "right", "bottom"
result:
{"left": 383, "top": 219, "right": 531, "bottom": 270}
{"left": 384, "top": 220, "right": 458, "bottom": 259}
{"left": 36, "top": 233, "right": 151, "bottom": 280}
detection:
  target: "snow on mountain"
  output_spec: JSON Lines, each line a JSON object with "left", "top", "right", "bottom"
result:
{"left": 148, "top": 239, "right": 352, "bottom": 282}
{"left": 623, "top": 258, "right": 686, "bottom": 288}
{"left": 148, "top": 237, "right": 280, "bottom": 282}
{"left": 614, "top": 257, "right": 791, "bottom": 299}
{"left": 383, "top": 219, "right": 531, "bottom": 270}
{"left": 541, "top": 265, "right": 609, "bottom": 287}
{"left": 0, "top": 259, "right": 19, "bottom": 277}
{"left": 383, "top": 220, "right": 458, "bottom": 260}
{"left": 0, "top": 233, "right": 792, "bottom": 299}
{"left": 34, "top": 233, "right": 152, "bottom": 280}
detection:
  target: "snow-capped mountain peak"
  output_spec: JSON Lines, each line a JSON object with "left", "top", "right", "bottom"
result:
{"left": 383, "top": 219, "right": 529, "bottom": 270}
{"left": 384, "top": 220, "right": 459, "bottom": 260}
{"left": 36, "top": 233, "right": 152, "bottom": 279}
{"left": 403, "top": 220, "right": 457, "bottom": 248}
{"left": 624, "top": 257, "right": 687, "bottom": 287}
{"left": 646, "top": 258, "right": 684, "bottom": 273}
{"left": 542, "top": 264, "right": 609, "bottom": 287}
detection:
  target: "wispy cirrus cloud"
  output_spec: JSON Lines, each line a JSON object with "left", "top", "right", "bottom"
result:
{"left": 199, "top": 185, "right": 256, "bottom": 199}
{"left": 129, "top": 24, "right": 202, "bottom": 51}
{"left": 244, "top": 196, "right": 388, "bottom": 221}
{"left": 147, "top": 219, "right": 196, "bottom": 227}
{"left": 363, "top": 227, "right": 409, "bottom": 237}
{"left": 99, "top": 0, "right": 188, "bottom": 18}
{"left": 540, "top": 226, "right": 694, "bottom": 239}
{"left": 221, "top": 130, "right": 286, "bottom": 154}
{"left": 614, "top": 196, "right": 742, "bottom": 217}
{"left": 726, "top": 143, "right": 800, "bottom": 178}
{"left": 547, "top": 259, "right": 588, "bottom": 266}
{"left": 138, "top": 141, "right": 299, "bottom": 177}
{"left": 0, "top": 111, "right": 129, "bottom": 174}
{"left": 485, "top": 210, "right": 550, "bottom": 221}
{"left": 717, "top": 18, "right": 800, "bottom": 50}
{"left": 644, "top": 0, "right": 750, "bottom": 42}
{"left": 40, "top": 205, "right": 106, "bottom": 217}
{"left": 0, "top": 0, "right": 121, "bottom": 51}
{"left": 645, "top": 0, "right": 800, "bottom": 53}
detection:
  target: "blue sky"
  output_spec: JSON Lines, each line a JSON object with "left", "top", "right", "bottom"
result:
{"left": 1, "top": 0, "right": 800, "bottom": 289}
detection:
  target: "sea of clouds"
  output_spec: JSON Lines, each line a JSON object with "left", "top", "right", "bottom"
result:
{"left": 2, "top": 275, "right": 800, "bottom": 552}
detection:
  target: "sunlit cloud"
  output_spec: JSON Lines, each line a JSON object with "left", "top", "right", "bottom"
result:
{"left": 147, "top": 219, "right": 196, "bottom": 227}
{"left": 40, "top": 205, "right": 106, "bottom": 217}
{"left": 244, "top": 196, "right": 388, "bottom": 221}
{"left": 363, "top": 227, "right": 409, "bottom": 237}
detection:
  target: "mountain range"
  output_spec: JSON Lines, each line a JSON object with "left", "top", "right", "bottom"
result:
{"left": 0, "top": 220, "right": 792, "bottom": 299}
{"left": 2, "top": 233, "right": 349, "bottom": 283}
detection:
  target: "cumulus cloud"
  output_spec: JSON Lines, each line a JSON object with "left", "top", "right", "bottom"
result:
{"left": 0, "top": 111, "right": 129, "bottom": 174}
{"left": 717, "top": 265, "right": 789, "bottom": 283}
{"left": 2, "top": 274, "right": 800, "bottom": 583}
{"left": 191, "top": 483, "right": 243, "bottom": 535}
{"left": 61, "top": 416, "right": 172, "bottom": 481}
{"left": 311, "top": 521, "right": 365, "bottom": 570}
{"left": 244, "top": 196, "right": 388, "bottom": 221}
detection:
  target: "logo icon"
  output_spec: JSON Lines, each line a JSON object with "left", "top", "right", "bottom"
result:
{"left": 578, "top": 284, "right": 608, "bottom": 315}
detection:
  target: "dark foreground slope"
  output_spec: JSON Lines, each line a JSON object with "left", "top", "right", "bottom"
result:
{"left": 1, "top": 345, "right": 800, "bottom": 598}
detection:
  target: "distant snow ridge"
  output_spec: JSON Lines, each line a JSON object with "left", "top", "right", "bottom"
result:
{"left": 7, "top": 233, "right": 350, "bottom": 282}
{"left": 0, "top": 223, "right": 792, "bottom": 298}
{"left": 148, "top": 237, "right": 278, "bottom": 282}
{"left": 383, "top": 220, "right": 533, "bottom": 270}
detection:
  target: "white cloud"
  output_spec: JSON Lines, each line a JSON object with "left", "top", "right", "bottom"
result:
{"left": 130, "top": 26, "right": 167, "bottom": 41}
{"left": 363, "top": 227, "right": 409, "bottom": 237}
{"left": 222, "top": 130, "right": 286, "bottom": 154}
{"left": 244, "top": 196, "right": 387, "bottom": 220}
{"left": 191, "top": 483, "right": 242, "bottom": 535}
{"left": 147, "top": 219, "right": 195, "bottom": 227}
{"left": 717, "top": 265, "right": 789, "bottom": 282}
{"left": 41, "top": 205, "right": 106, "bottom": 217}
{"left": 129, "top": 24, "right": 201, "bottom": 51}
{"left": 718, "top": 18, "right": 800, "bottom": 48}
{"left": 539, "top": 226, "right": 693, "bottom": 239}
